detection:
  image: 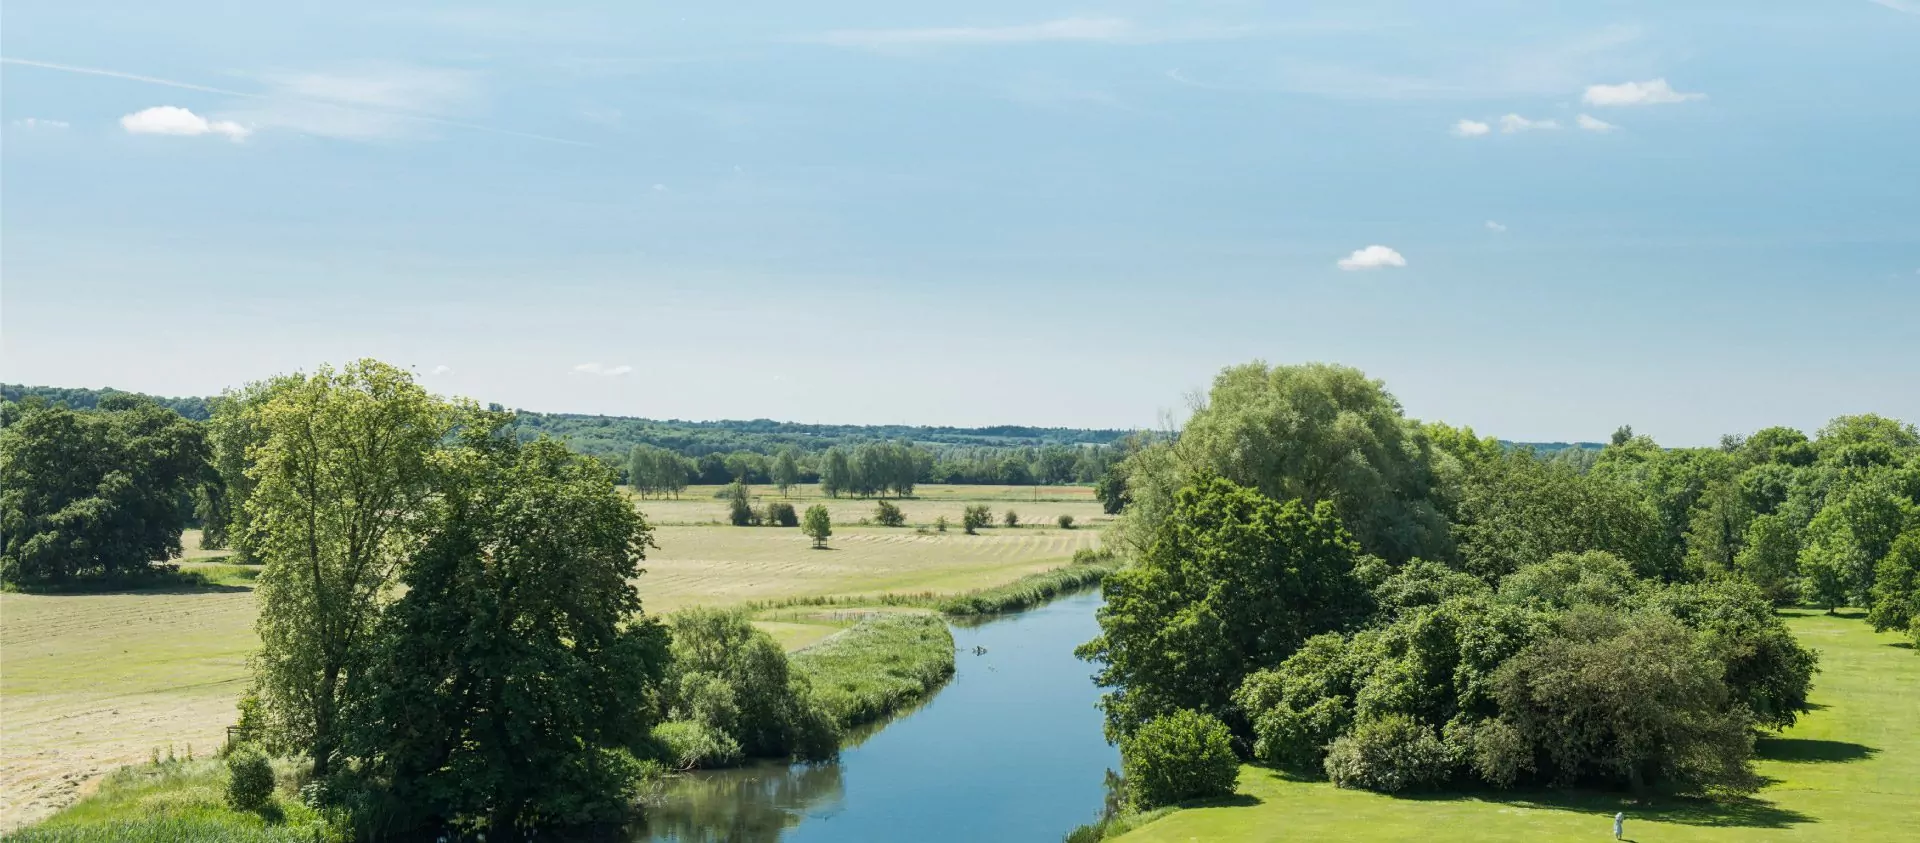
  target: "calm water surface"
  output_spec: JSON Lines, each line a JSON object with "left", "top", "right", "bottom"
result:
{"left": 635, "top": 591, "right": 1116, "bottom": 842}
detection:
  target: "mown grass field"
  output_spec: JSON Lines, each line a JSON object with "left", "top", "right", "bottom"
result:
{"left": 627, "top": 483, "right": 1109, "bottom": 528}
{"left": 1112, "top": 610, "right": 1920, "bottom": 842}
{"left": 0, "top": 484, "right": 1101, "bottom": 830}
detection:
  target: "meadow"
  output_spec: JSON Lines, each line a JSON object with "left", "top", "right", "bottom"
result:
{"left": 1109, "top": 610, "right": 1920, "bottom": 843}
{"left": 0, "top": 484, "right": 1103, "bottom": 830}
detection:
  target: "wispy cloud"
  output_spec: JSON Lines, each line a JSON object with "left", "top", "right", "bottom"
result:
{"left": 1486, "top": 221, "right": 1508, "bottom": 233}
{"left": 10, "top": 117, "right": 69, "bottom": 129}
{"left": 1576, "top": 113, "right": 1619, "bottom": 132}
{"left": 427, "top": 365, "right": 452, "bottom": 376}
{"left": 1583, "top": 78, "right": 1705, "bottom": 106}
{"left": 1869, "top": 0, "right": 1919, "bottom": 14}
{"left": 1452, "top": 119, "right": 1491, "bottom": 137}
{"left": 804, "top": 17, "right": 1245, "bottom": 49}
{"left": 120, "top": 106, "right": 251, "bottom": 141}
{"left": 573, "top": 362, "right": 633, "bottom": 377}
{"left": 1338, "top": 245, "right": 1407, "bottom": 271}
{"left": 1271, "top": 24, "right": 1651, "bottom": 100}
{"left": 1, "top": 56, "right": 589, "bottom": 146}
{"left": 1499, "top": 114, "right": 1560, "bottom": 133}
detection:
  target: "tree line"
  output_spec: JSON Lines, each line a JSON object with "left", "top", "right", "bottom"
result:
{"left": 1079, "top": 361, "right": 1919, "bottom": 814}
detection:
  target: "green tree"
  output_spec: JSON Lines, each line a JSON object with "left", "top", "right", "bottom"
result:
{"left": 1120, "top": 709, "right": 1239, "bottom": 810}
{"left": 1453, "top": 451, "right": 1669, "bottom": 581}
{"left": 197, "top": 377, "right": 301, "bottom": 555}
{"left": 1683, "top": 479, "right": 1754, "bottom": 578}
{"left": 0, "top": 399, "right": 211, "bottom": 585}
{"left": 246, "top": 360, "right": 451, "bottom": 778}
{"left": 873, "top": 500, "right": 905, "bottom": 527}
{"left": 1797, "top": 478, "right": 1912, "bottom": 606}
{"left": 772, "top": 449, "right": 801, "bottom": 498}
{"left": 1119, "top": 363, "right": 1450, "bottom": 563}
{"left": 349, "top": 431, "right": 671, "bottom": 830}
{"left": 1002, "top": 509, "right": 1020, "bottom": 528}
{"left": 1734, "top": 513, "right": 1801, "bottom": 604}
{"left": 727, "top": 482, "right": 757, "bottom": 526}
{"left": 962, "top": 504, "right": 992, "bottom": 535}
{"left": 1868, "top": 528, "right": 1920, "bottom": 637}
{"left": 1079, "top": 477, "right": 1367, "bottom": 739}
{"left": 803, "top": 505, "right": 832, "bottom": 549}
{"left": 821, "top": 449, "right": 851, "bottom": 498}
{"left": 664, "top": 607, "right": 838, "bottom": 761}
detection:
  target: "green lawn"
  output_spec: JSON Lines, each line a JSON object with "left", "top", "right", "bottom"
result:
{"left": 1114, "top": 610, "right": 1920, "bottom": 842}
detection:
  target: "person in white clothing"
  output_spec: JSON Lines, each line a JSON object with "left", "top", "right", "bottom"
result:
{"left": 1613, "top": 811, "right": 1625, "bottom": 840}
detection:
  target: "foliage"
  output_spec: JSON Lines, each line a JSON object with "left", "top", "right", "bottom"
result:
{"left": 1869, "top": 528, "right": 1920, "bottom": 639}
{"left": 962, "top": 504, "right": 992, "bottom": 534}
{"left": 1080, "top": 477, "right": 1365, "bottom": 739}
{"left": 727, "top": 482, "right": 758, "bottom": 526}
{"left": 764, "top": 501, "right": 798, "bottom": 527}
{"left": 650, "top": 720, "right": 742, "bottom": 771}
{"left": 791, "top": 613, "right": 955, "bottom": 730}
{"left": 771, "top": 449, "right": 800, "bottom": 496}
{"left": 803, "top": 504, "right": 832, "bottom": 548}
{"left": 939, "top": 554, "right": 1117, "bottom": 616}
{"left": 664, "top": 607, "right": 839, "bottom": 762}
{"left": 873, "top": 499, "right": 906, "bottom": 527}
{"left": 1, "top": 398, "right": 211, "bottom": 586}
{"left": 0, "top": 383, "right": 212, "bottom": 421}
{"left": 628, "top": 444, "right": 691, "bottom": 499}
{"left": 1322, "top": 714, "right": 1453, "bottom": 793}
{"left": 1119, "top": 710, "right": 1239, "bottom": 810}
{"left": 4, "top": 758, "right": 326, "bottom": 843}
{"left": 1059, "top": 513, "right": 1076, "bottom": 529}
{"left": 934, "top": 514, "right": 949, "bottom": 532}
{"left": 1735, "top": 513, "right": 1802, "bottom": 604}
{"left": 1452, "top": 451, "right": 1669, "bottom": 581}
{"left": 222, "top": 746, "right": 274, "bottom": 813}
{"left": 344, "top": 428, "right": 672, "bottom": 831}
{"left": 245, "top": 360, "right": 450, "bottom": 778}
{"left": 1003, "top": 509, "right": 1021, "bottom": 528}
{"left": 1120, "top": 362, "right": 1450, "bottom": 563}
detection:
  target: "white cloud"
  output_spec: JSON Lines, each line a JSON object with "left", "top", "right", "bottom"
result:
{"left": 1485, "top": 221, "right": 1507, "bottom": 233}
{"left": 11, "top": 117, "right": 70, "bottom": 130}
{"left": 573, "top": 362, "right": 634, "bottom": 377}
{"left": 806, "top": 17, "right": 1243, "bottom": 49}
{"left": 1337, "top": 245, "right": 1407, "bottom": 271}
{"left": 119, "top": 106, "right": 251, "bottom": 140}
{"left": 1499, "top": 114, "right": 1560, "bottom": 133}
{"left": 1583, "top": 78, "right": 1705, "bottom": 106}
{"left": 1576, "top": 113, "right": 1619, "bottom": 132}
{"left": 1452, "top": 119, "right": 1491, "bottom": 137}
{"left": 427, "top": 365, "right": 451, "bottom": 376}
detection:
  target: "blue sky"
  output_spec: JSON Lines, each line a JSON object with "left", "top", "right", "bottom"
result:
{"left": 2, "top": 1, "right": 1916, "bottom": 445}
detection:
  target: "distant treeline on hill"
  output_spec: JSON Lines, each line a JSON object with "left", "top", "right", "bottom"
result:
{"left": 511, "top": 410, "right": 1133, "bottom": 460}
{"left": 2, "top": 384, "right": 212, "bottom": 421}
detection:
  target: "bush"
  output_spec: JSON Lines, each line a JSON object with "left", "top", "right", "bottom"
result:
{"left": 1058, "top": 514, "right": 1075, "bottom": 529}
{"left": 962, "top": 505, "right": 992, "bottom": 534}
{"left": 1120, "top": 709, "right": 1239, "bottom": 810}
{"left": 727, "top": 483, "right": 758, "bottom": 526}
{"left": 874, "top": 500, "right": 906, "bottom": 527}
{"left": 765, "top": 502, "right": 799, "bottom": 527}
{"left": 651, "top": 720, "right": 743, "bottom": 770}
{"left": 223, "top": 744, "right": 275, "bottom": 812}
{"left": 934, "top": 515, "right": 949, "bottom": 532}
{"left": 1323, "top": 714, "right": 1454, "bottom": 793}
{"left": 1003, "top": 510, "right": 1021, "bottom": 528}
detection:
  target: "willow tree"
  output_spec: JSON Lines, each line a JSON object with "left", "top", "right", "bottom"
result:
{"left": 246, "top": 360, "right": 452, "bottom": 777}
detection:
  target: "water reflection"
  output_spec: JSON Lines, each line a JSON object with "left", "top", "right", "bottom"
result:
{"left": 633, "top": 591, "right": 1116, "bottom": 843}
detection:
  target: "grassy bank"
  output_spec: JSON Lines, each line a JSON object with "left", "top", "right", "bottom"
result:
{"left": 939, "top": 551, "right": 1116, "bottom": 616}
{"left": 0, "top": 758, "right": 325, "bottom": 843}
{"left": 1103, "top": 610, "right": 1920, "bottom": 842}
{"left": 791, "top": 613, "right": 956, "bottom": 730}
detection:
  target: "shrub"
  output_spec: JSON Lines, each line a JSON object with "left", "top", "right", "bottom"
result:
{"left": 1057, "top": 514, "right": 1075, "bottom": 529}
{"left": 765, "top": 502, "right": 799, "bottom": 527}
{"left": 727, "top": 482, "right": 757, "bottom": 526}
{"left": 874, "top": 500, "right": 906, "bottom": 527}
{"left": 1323, "top": 714, "right": 1454, "bottom": 793}
{"left": 1003, "top": 510, "right": 1021, "bottom": 528}
{"left": 224, "top": 744, "right": 275, "bottom": 812}
{"left": 934, "top": 515, "right": 949, "bottom": 532}
{"left": 651, "top": 720, "right": 743, "bottom": 770}
{"left": 962, "top": 505, "right": 992, "bottom": 534}
{"left": 1120, "top": 709, "right": 1239, "bottom": 810}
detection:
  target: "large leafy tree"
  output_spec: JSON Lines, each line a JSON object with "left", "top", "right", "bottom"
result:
{"left": 1119, "top": 362, "right": 1450, "bottom": 563}
{"left": 1079, "top": 477, "right": 1367, "bottom": 739}
{"left": 349, "top": 427, "right": 671, "bottom": 831}
{"left": 247, "top": 360, "right": 452, "bottom": 777}
{"left": 1868, "top": 528, "right": 1920, "bottom": 642}
{"left": 1451, "top": 451, "right": 1669, "bottom": 581}
{"left": 0, "top": 398, "right": 210, "bottom": 585}
{"left": 196, "top": 375, "right": 301, "bottom": 557}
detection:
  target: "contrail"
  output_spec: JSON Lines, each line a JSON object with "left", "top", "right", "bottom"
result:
{"left": 1, "top": 56, "right": 594, "bottom": 147}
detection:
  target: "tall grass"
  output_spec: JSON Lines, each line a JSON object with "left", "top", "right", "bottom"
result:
{"left": 791, "top": 614, "right": 956, "bottom": 730}
{"left": 2, "top": 759, "right": 327, "bottom": 843}
{"left": 939, "top": 549, "right": 1118, "bottom": 617}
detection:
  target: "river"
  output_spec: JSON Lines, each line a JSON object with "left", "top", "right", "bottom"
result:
{"left": 634, "top": 590, "right": 1117, "bottom": 842}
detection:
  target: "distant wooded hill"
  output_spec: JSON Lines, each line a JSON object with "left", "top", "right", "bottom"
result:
{"left": 0, "top": 383, "right": 1603, "bottom": 462}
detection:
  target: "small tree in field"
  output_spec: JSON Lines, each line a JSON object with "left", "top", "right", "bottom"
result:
{"left": 962, "top": 505, "right": 992, "bottom": 535}
{"left": 934, "top": 515, "right": 949, "bottom": 533}
{"left": 1057, "top": 514, "right": 1075, "bottom": 530}
{"left": 874, "top": 500, "right": 906, "bottom": 527}
{"left": 1003, "top": 510, "right": 1021, "bottom": 528}
{"left": 803, "top": 505, "right": 832, "bottom": 549}
{"left": 727, "top": 482, "right": 757, "bottom": 527}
